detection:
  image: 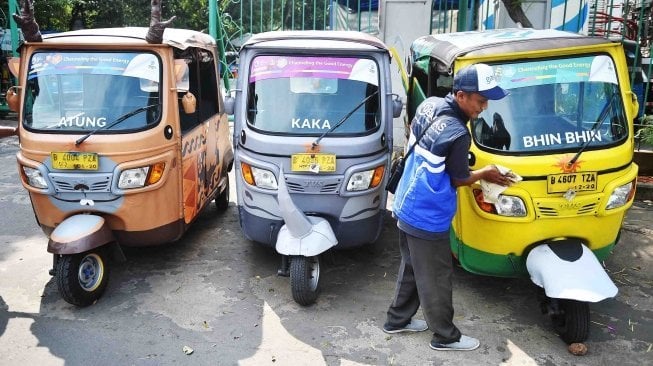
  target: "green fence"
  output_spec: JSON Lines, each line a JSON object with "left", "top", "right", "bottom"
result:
{"left": 209, "top": 0, "right": 377, "bottom": 90}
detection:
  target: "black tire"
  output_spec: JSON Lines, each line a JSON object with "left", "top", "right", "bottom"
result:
{"left": 215, "top": 178, "right": 229, "bottom": 212}
{"left": 551, "top": 299, "right": 590, "bottom": 344}
{"left": 56, "top": 250, "right": 109, "bottom": 307}
{"left": 290, "top": 256, "right": 320, "bottom": 306}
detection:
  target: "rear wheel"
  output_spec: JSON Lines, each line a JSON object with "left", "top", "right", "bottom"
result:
{"left": 56, "top": 250, "right": 109, "bottom": 307}
{"left": 215, "top": 178, "right": 230, "bottom": 212}
{"left": 551, "top": 299, "right": 589, "bottom": 343}
{"left": 290, "top": 256, "right": 320, "bottom": 306}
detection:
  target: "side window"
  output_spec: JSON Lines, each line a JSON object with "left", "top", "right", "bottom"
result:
{"left": 197, "top": 49, "right": 219, "bottom": 121}
{"left": 428, "top": 61, "right": 452, "bottom": 98}
{"left": 176, "top": 47, "right": 220, "bottom": 134}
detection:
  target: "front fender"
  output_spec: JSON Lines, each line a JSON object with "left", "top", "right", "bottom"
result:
{"left": 526, "top": 240, "right": 618, "bottom": 302}
{"left": 275, "top": 216, "right": 337, "bottom": 257}
{"left": 47, "top": 215, "right": 116, "bottom": 255}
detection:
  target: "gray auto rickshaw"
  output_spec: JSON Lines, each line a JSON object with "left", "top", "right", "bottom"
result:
{"left": 225, "top": 31, "right": 401, "bottom": 305}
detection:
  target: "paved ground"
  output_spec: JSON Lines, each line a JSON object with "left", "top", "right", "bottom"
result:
{"left": 0, "top": 119, "right": 652, "bottom": 365}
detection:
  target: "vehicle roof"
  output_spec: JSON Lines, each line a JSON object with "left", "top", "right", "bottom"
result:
{"left": 41, "top": 27, "right": 216, "bottom": 51}
{"left": 411, "top": 28, "right": 615, "bottom": 72}
{"left": 242, "top": 30, "right": 389, "bottom": 52}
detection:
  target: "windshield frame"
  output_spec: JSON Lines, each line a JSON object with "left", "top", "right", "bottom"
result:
{"left": 22, "top": 49, "right": 164, "bottom": 135}
{"left": 243, "top": 52, "right": 382, "bottom": 137}
{"left": 469, "top": 53, "right": 629, "bottom": 156}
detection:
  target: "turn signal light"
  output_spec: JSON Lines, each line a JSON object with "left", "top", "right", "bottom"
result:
{"left": 473, "top": 189, "right": 496, "bottom": 214}
{"left": 147, "top": 162, "right": 166, "bottom": 185}
{"left": 370, "top": 165, "right": 385, "bottom": 188}
{"left": 241, "top": 162, "right": 255, "bottom": 185}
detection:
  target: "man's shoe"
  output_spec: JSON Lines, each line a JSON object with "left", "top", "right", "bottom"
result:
{"left": 430, "top": 335, "right": 480, "bottom": 351}
{"left": 382, "top": 319, "right": 428, "bottom": 334}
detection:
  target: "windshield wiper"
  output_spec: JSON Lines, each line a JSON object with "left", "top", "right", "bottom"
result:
{"left": 311, "top": 91, "right": 379, "bottom": 149}
{"left": 567, "top": 92, "right": 617, "bottom": 167}
{"left": 75, "top": 104, "right": 160, "bottom": 146}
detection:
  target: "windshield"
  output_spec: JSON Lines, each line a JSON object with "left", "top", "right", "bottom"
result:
{"left": 23, "top": 51, "right": 162, "bottom": 132}
{"left": 472, "top": 55, "right": 628, "bottom": 154}
{"left": 246, "top": 55, "right": 380, "bottom": 135}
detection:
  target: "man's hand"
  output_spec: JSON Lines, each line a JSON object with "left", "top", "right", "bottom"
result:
{"left": 453, "top": 165, "right": 515, "bottom": 187}
{"left": 480, "top": 165, "right": 516, "bottom": 187}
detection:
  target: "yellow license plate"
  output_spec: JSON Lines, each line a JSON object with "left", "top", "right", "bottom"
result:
{"left": 51, "top": 152, "right": 99, "bottom": 170}
{"left": 291, "top": 153, "right": 336, "bottom": 173}
{"left": 547, "top": 172, "right": 597, "bottom": 193}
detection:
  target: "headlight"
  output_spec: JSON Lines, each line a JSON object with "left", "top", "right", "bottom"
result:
{"left": 22, "top": 166, "right": 48, "bottom": 189}
{"left": 241, "top": 162, "right": 278, "bottom": 189}
{"left": 118, "top": 162, "right": 165, "bottom": 190}
{"left": 606, "top": 181, "right": 635, "bottom": 210}
{"left": 118, "top": 167, "right": 149, "bottom": 189}
{"left": 494, "top": 195, "right": 527, "bottom": 217}
{"left": 346, "top": 166, "right": 385, "bottom": 192}
{"left": 473, "top": 189, "right": 527, "bottom": 217}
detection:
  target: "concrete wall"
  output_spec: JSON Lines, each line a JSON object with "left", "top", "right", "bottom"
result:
{"left": 379, "top": 0, "right": 434, "bottom": 151}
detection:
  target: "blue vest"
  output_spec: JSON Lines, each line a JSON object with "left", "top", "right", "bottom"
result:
{"left": 392, "top": 95, "right": 469, "bottom": 233}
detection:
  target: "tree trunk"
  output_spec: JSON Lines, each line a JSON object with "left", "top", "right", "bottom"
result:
{"left": 500, "top": 0, "right": 534, "bottom": 28}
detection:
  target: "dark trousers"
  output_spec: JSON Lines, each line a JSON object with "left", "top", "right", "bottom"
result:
{"left": 385, "top": 230, "right": 461, "bottom": 343}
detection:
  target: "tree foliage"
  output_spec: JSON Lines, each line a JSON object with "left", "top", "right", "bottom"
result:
{"left": 0, "top": 0, "right": 328, "bottom": 35}
{"left": 0, "top": 0, "right": 210, "bottom": 32}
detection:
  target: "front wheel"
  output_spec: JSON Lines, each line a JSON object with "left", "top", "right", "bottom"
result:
{"left": 551, "top": 299, "right": 589, "bottom": 343}
{"left": 290, "top": 256, "right": 320, "bottom": 306}
{"left": 56, "top": 250, "right": 110, "bottom": 307}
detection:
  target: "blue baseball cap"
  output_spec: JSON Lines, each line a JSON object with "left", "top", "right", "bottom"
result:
{"left": 453, "top": 64, "right": 509, "bottom": 100}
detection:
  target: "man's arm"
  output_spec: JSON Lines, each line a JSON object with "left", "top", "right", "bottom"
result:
{"left": 446, "top": 135, "right": 514, "bottom": 188}
{"left": 452, "top": 165, "right": 513, "bottom": 187}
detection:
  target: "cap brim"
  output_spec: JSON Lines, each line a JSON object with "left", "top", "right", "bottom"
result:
{"left": 478, "top": 86, "right": 509, "bottom": 100}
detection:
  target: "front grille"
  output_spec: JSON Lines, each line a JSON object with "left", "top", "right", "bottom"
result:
{"left": 284, "top": 175, "right": 342, "bottom": 194}
{"left": 286, "top": 181, "right": 305, "bottom": 193}
{"left": 320, "top": 183, "right": 340, "bottom": 193}
{"left": 534, "top": 196, "right": 601, "bottom": 218}
{"left": 49, "top": 172, "right": 113, "bottom": 193}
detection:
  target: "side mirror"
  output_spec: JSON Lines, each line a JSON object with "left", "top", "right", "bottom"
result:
{"left": 224, "top": 96, "right": 235, "bottom": 115}
{"left": 181, "top": 92, "right": 196, "bottom": 114}
{"left": 392, "top": 94, "right": 403, "bottom": 118}
{"left": 7, "top": 57, "right": 20, "bottom": 78}
{"left": 174, "top": 60, "right": 190, "bottom": 92}
{"left": 6, "top": 86, "right": 20, "bottom": 112}
{"left": 626, "top": 91, "right": 640, "bottom": 119}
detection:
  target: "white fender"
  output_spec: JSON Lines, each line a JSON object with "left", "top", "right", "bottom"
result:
{"left": 275, "top": 169, "right": 337, "bottom": 256}
{"left": 526, "top": 242, "right": 618, "bottom": 302}
{"left": 48, "top": 214, "right": 116, "bottom": 255}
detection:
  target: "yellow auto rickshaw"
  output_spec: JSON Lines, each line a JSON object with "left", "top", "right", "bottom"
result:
{"left": 7, "top": 0, "right": 233, "bottom": 306}
{"left": 404, "top": 28, "right": 639, "bottom": 343}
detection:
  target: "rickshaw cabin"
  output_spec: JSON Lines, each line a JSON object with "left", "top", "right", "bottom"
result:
{"left": 405, "top": 29, "right": 619, "bottom": 122}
